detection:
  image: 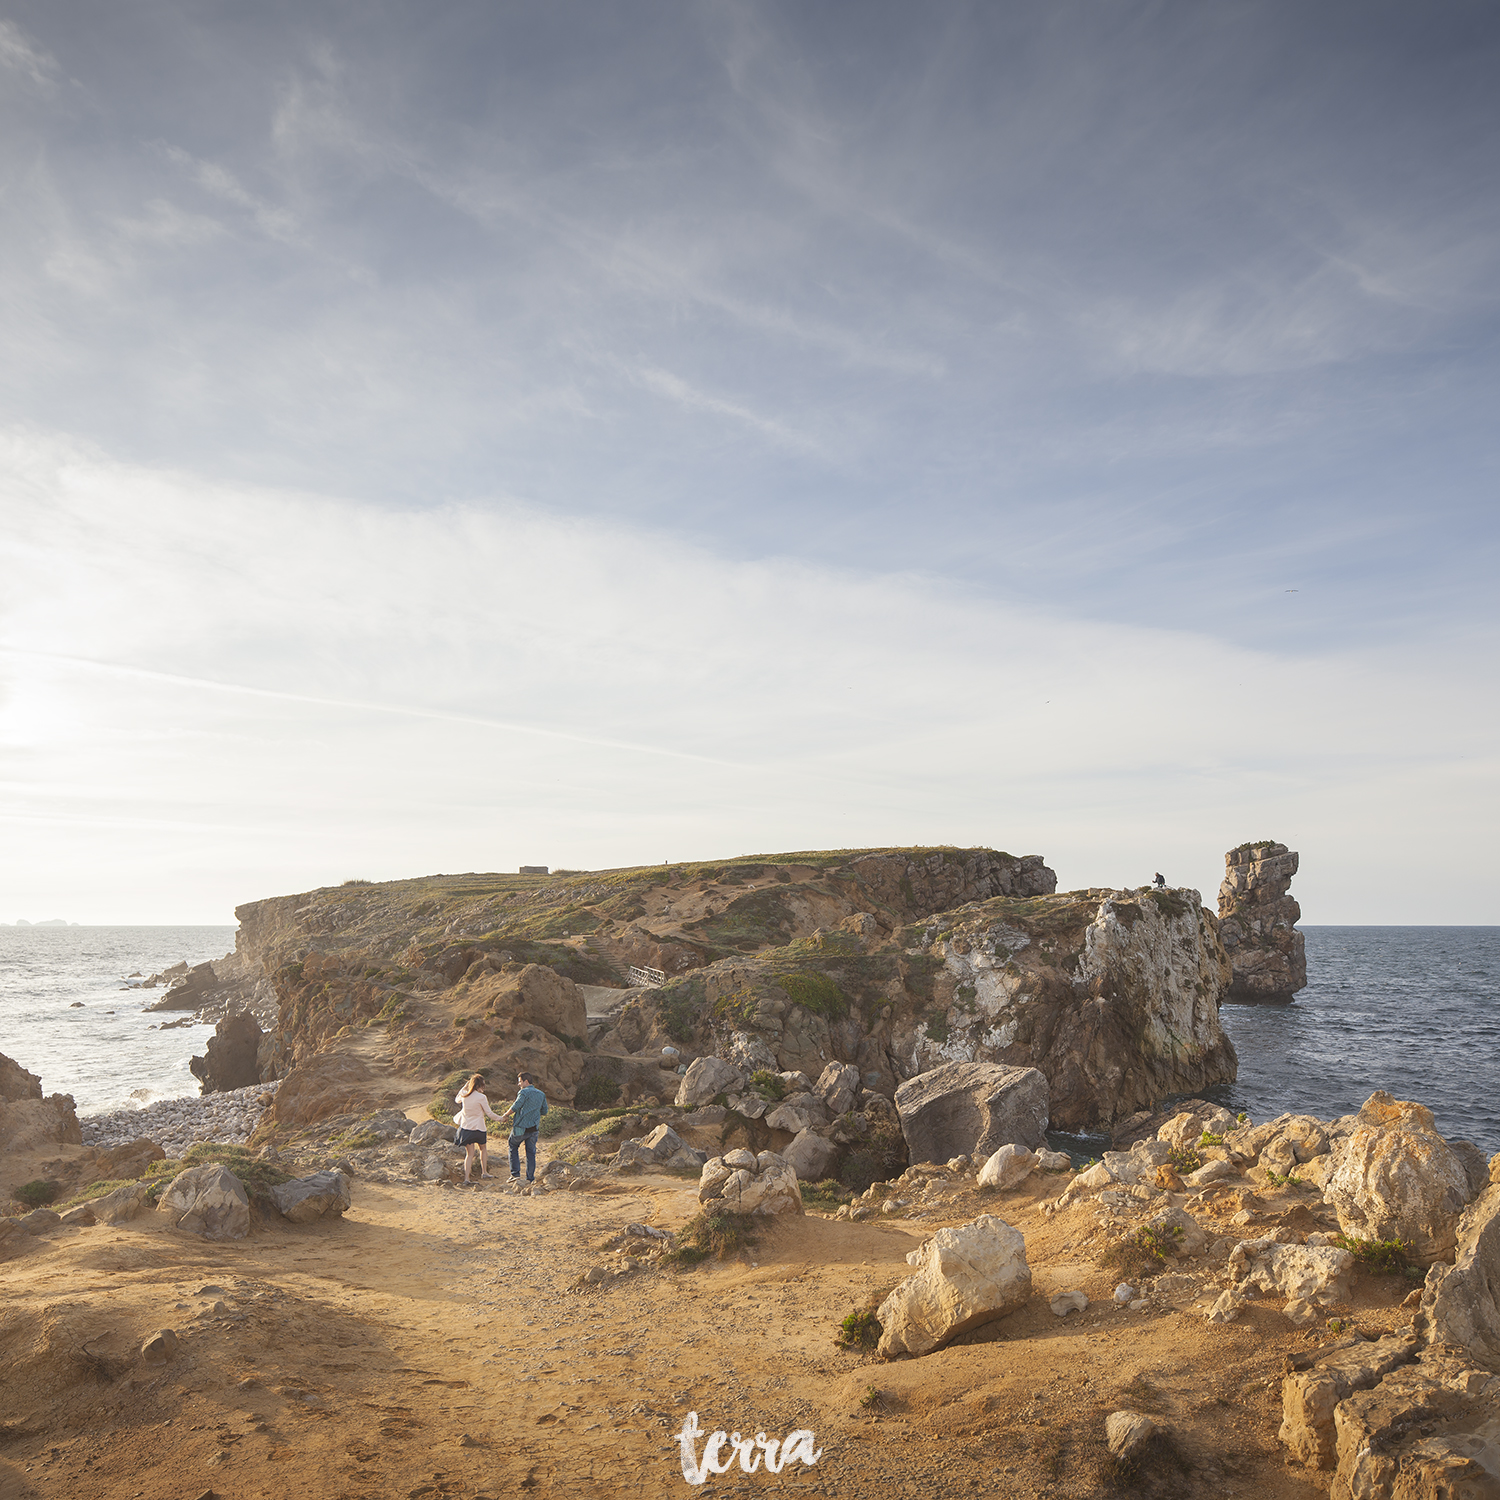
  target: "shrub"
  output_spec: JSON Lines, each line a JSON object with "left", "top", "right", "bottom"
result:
{"left": 799, "top": 1179, "right": 853, "bottom": 1212}
{"left": 840, "top": 1117, "right": 907, "bottom": 1193}
{"left": 537, "top": 1105, "right": 585, "bottom": 1140}
{"left": 1166, "top": 1146, "right": 1202, "bottom": 1174}
{"left": 750, "top": 1069, "right": 786, "bottom": 1102}
{"left": 1199, "top": 1131, "right": 1224, "bottom": 1146}
{"left": 1333, "top": 1234, "right": 1411, "bottom": 1274}
{"left": 777, "top": 971, "right": 847, "bottom": 1019}
{"left": 1098, "top": 1224, "right": 1180, "bottom": 1281}
{"left": 665, "top": 1206, "right": 757, "bottom": 1267}
{"left": 58, "top": 1179, "right": 136, "bottom": 1209}
{"left": 427, "top": 1069, "right": 472, "bottom": 1121}
{"left": 575, "top": 1075, "right": 622, "bottom": 1110}
{"left": 835, "top": 1307, "right": 882, "bottom": 1351}
{"left": 15, "top": 1179, "right": 60, "bottom": 1208}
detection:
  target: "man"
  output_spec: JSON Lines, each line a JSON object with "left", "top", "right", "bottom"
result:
{"left": 498, "top": 1070, "right": 548, "bottom": 1186}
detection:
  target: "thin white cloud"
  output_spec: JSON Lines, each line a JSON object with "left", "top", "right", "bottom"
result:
{"left": 0, "top": 426, "right": 1495, "bottom": 922}
{"left": 631, "top": 363, "right": 819, "bottom": 451}
{"left": 0, "top": 18, "right": 57, "bottom": 91}
{"left": 161, "top": 145, "right": 300, "bottom": 243}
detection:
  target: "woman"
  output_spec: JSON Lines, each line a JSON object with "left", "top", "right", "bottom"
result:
{"left": 453, "top": 1073, "right": 501, "bottom": 1183}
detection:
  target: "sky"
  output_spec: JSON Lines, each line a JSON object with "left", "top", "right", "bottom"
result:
{"left": 1, "top": 1, "right": 1497, "bottom": 924}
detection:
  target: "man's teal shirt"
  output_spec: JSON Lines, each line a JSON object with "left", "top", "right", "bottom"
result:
{"left": 510, "top": 1084, "right": 548, "bottom": 1134}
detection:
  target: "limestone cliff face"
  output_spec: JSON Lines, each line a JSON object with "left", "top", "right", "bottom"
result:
{"left": 1218, "top": 842, "right": 1307, "bottom": 1002}
{"left": 893, "top": 887, "right": 1236, "bottom": 1131}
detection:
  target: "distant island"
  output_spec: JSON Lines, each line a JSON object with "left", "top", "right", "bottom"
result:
{"left": 11, "top": 919, "right": 75, "bottom": 926}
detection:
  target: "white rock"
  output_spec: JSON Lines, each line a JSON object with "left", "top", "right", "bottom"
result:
{"left": 978, "top": 1143, "right": 1040, "bottom": 1190}
{"left": 1106, "top": 1410, "right": 1158, "bottom": 1461}
{"left": 1113, "top": 1283, "right": 1136, "bottom": 1304}
{"left": 876, "top": 1215, "right": 1030, "bottom": 1357}
{"left": 1185, "top": 1158, "right": 1235, "bottom": 1188}
{"left": 1228, "top": 1238, "right": 1354, "bottom": 1304}
{"left": 674, "top": 1056, "right": 746, "bottom": 1109}
{"left": 157, "top": 1163, "right": 250, "bottom": 1241}
{"left": 1050, "top": 1289, "right": 1088, "bottom": 1317}
{"left": 1324, "top": 1092, "right": 1476, "bottom": 1265}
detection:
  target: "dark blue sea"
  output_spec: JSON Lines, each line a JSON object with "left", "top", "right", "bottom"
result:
{"left": 1215, "top": 927, "right": 1500, "bottom": 1156}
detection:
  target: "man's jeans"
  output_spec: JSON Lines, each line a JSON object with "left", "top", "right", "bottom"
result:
{"left": 510, "top": 1127, "right": 538, "bottom": 1182}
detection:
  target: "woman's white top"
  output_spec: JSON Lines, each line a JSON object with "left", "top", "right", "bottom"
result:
{"left": 454, "top": 1090, "right": 497, "bottom": 1130}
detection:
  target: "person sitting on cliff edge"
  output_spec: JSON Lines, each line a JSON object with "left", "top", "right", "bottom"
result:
{"left": 498, "top": 1071, "right": 549, "bottom": 1189}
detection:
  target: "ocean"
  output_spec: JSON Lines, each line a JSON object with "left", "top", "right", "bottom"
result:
{"left": 1215, "top": 926, "right": 1500, "bottom": 1155}
{"left": 0, "top": 924, "right": 1496, "bottom": 1152}
{"left": 0, "top": 925, "right": 236, "bottom": 1116}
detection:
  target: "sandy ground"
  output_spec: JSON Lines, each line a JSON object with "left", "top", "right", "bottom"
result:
{"left": 0, "top": 1137, "right": 1419, "bottom": 1500}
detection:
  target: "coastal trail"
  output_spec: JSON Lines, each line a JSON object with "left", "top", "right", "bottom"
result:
{"left": 0, "top": 1164, "right": 1350, "bottom": 1499}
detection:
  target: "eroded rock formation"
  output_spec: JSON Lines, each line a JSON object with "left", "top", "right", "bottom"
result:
{"left": 190, "top": 1012, "right": 264, "bottom": 1094}
{"left": 1218, "top": 841, "right": 1307, "bottom": 1002}
{"left": 0, "top": 1051, "right": 81, "bottom": 1151}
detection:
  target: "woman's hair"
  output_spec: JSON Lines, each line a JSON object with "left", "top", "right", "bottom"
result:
{"left": 459, "top": 1073, "right": 485, "bottom": 1098}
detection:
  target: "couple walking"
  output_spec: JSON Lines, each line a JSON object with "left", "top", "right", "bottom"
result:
{"left": 453, "top": 1071, "right": 549, "bottom": 1186}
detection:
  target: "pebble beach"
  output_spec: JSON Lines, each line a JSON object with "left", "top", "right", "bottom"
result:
{"left": 78, "top": 1078, "right": 281, "bottom": 1157}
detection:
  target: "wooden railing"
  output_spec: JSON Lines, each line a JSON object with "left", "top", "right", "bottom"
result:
{"left": 627, "top": 965, "right": 667, "bottom": 989}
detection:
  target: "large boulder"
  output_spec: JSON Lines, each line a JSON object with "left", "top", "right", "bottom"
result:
{"left": 1229, "top": 1239, "right": 1354, "bottom": 1304}
{"left": 894, "top": 1061, "right": 1048, "bottom": 1165}
{"left": 977, "top": 1143, "right": 1039, "bottom": 1190}
{"left": 1418, "top": 1183, "right": 1500, "bottom": 1364}
{"left": 189, "top": 1011, "right": 263, "bottom": 1094}
{"left": 876, "top": 1215, "right": 1031, "bottom": 1357}
{"left": 157, "top": 1163, "right": 251, "bottom": 1241}
{"left": 697, "top": 1150, "right": 802, "bottom": 1216}
{"left": 1278, "top": 1332, "right": 1418, "bottom": 1469}
{"left": 0, "top": 1051, "right": 81, "bottom": 1151}
{"left": 91, "top": 1181, "right": 154, "bottom": 1224}
{"left": 92, "top": 1139, "right": 166, "bottom": 1180}
{"left": 1217, "top": 841, "right": 1307, "bottom": 1001}
{"left": 782, "top": 1128, "right": 837, "bottom": 1183}
{"left": 674, "top": 1056, "right": 746, "bottom": 1109}
{"left": 270, "top": 1170, "right": 351, "bottom": 1223}
{"left": 816, "top": 1061, "right": 861, "bottom": 1116}
{"left": 764, "top": 1092, "right": 831, "bottom": 1134}
{"left": 1324, "top": 1092, "right": 1477, "bottom": 1265}
{"left": 472, "top": 963, "right": 588, "bottom": 1043}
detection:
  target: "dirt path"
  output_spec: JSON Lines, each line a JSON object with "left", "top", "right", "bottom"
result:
{"left": 0, "top": 1167, "right": 1365, "bottom": 1500}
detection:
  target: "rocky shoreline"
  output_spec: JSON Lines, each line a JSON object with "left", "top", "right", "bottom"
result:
{"left": 77, "top": 1078, "right": 280, "bottom": 1157}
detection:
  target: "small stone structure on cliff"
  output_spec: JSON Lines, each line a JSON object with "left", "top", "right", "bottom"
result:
{"left": 1218, "top": 841, "right": 1307, "bottom": 1003}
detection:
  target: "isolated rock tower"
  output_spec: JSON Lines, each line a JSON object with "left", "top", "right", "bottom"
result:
{"left": 1217, "top": 841, "right": 1307, "bottom": 1002}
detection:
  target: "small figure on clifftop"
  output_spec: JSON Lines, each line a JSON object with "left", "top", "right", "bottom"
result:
{"left": 498, "top": 1071, "right": 548, "bottom": 1187}
{"left": 453, "top": 1073, "right": 501, "bottom": 1183}
{"left": 1153, "top": 872, "right": 1166, "bottom": 889}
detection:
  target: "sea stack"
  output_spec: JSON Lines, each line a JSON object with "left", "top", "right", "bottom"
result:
{"left": 1217, "top": 841, "right": 1307, "bottom": 1002}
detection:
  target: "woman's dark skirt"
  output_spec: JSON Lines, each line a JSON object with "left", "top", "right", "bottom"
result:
{"left": 456, "top": 1128, "right": 488, "bottom": 1146}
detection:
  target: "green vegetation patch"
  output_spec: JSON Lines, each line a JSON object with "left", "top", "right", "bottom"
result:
{"left": 57, "top": 1178, "right": 137, "bottom": 1210}
{"left": 835, "top": 1305, "right": 882, "bottom": 1351}
{"left": 775, "top": 970, "right": 847, "bottom": 1019}
{"left": 750, "top": 1069, "right": 787, "bottom": 1102}
{"left": 1333, "top": 1234, "right": 1411, "bottom": 1274}
{"left": 14, "top": 1179, "right": 60, "bottom": 1208}
{"left": 1149, "top": 888, "right": 1191, "bottom": 920}
{"left": 665, "top": 1206, "right": 757, "bottom": 1267}
{"left": 575, "top": 1074, "right": 622, "bottom": 1110}
{"left": 800, "top": 1179, "right": 855, "bottom": 1212}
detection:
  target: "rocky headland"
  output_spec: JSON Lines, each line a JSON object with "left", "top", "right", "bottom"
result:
{"left": 3, "top": 840, "right": 1496, "bottom": 1500}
